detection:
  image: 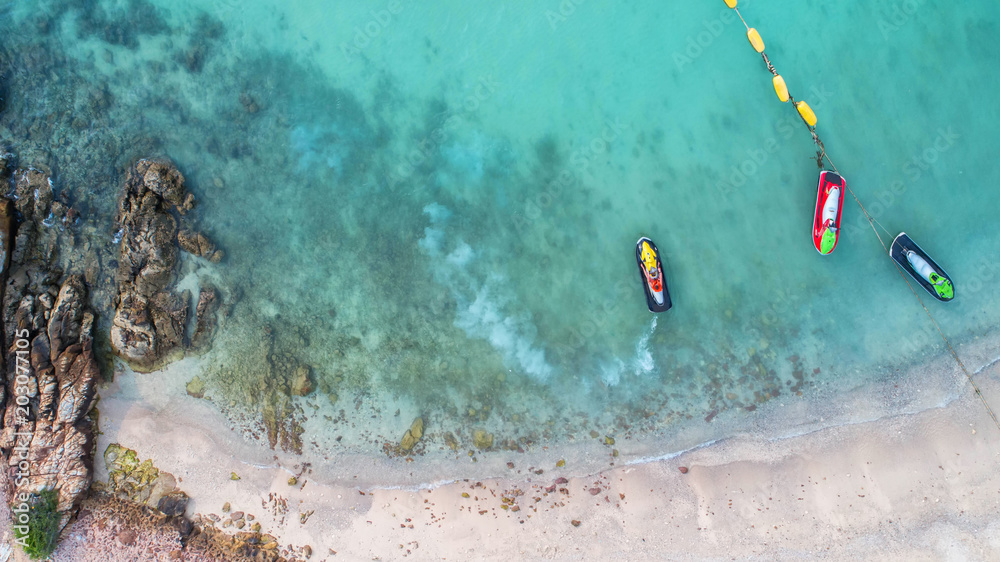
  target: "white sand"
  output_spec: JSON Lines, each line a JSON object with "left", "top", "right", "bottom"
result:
{"left": 65, "top": 350, "right": 1000, "bottom": 561}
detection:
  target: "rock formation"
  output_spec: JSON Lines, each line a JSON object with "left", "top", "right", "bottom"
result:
{"left": 110, "top": 158, "right": 223, "bottom": 371}
{"left": 0, "top": 160, "right": 103, "bottom": 532}
{"left": 399, "top": 417, "right": 424, "bottom": 452}
{"left": 1, "top": 274, "right": 99, "bottom": 519}
{"left": 0, "top": 155, "right": 225, "bottom": 545}
{"left": 102, "top": 443, "right": 189, "bottom": 516}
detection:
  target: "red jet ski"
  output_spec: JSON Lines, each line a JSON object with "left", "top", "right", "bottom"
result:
{"left": 635, "top": 237, "right": 672, "bottom": 313}
{"left": 812, "top": 171, "right": 846, "bottom": 255}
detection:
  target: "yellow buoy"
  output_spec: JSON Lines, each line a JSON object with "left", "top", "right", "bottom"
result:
{"left": 724, "top": 0, "right": 737, "bottom": 8}
{"left": 796, "top": 101, "right": 818, "bottom": 127}
{"left": 747, "top": 28, "right": 765, "bottom": 53}
{"left": 772, "top": 75, "right": 790, "bottom": 103}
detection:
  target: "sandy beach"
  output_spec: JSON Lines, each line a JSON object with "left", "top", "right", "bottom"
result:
{"left": 20, "top": 347, "right": 991, "bottom": 562}
{"left": 0, "top": 2, "right": 998, "bottom": 561}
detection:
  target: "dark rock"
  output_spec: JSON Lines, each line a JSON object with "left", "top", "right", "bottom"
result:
{"left": 111, "top": 159, "right": 220, "bottom": 371}
{"left": 47, "top": 276, "right": 85, "bottom": 362}
{"left": 12, "top": 167, "right": 53, "bottom": 223}
{"left": 177, "top": 229, "right": 218, "bottom": 260}
{"left": 157, "top": 491, "right": 190, "bottom": 517}
{"left": 0, "top": 199, "right": 13, "bottom": 280}
{"left": 173, "top": 518, "right": 192, "bottom": 538}
{"left": 679, "top": 466, "right": 689, "bottom": 474}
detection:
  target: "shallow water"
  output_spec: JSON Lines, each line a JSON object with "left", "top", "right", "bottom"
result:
{"left": 2, "top": 0, "right": 998, "bottom": 482}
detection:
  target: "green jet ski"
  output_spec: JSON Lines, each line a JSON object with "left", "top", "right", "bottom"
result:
{"left": 889, "top": 232, "right": 954, "bottom": 302}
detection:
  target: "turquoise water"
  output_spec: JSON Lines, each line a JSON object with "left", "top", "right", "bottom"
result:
{"left": 2, "top": 0, "right": 998, "bottom": 480}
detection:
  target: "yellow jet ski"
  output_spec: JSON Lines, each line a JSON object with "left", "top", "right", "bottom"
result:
{"left": 635, "top": 237, "right": 672, "bottom": 313}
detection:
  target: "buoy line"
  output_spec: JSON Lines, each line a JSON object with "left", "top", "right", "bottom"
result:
{"left": 720, "top": 0, "right": 1000, "bottom": 432}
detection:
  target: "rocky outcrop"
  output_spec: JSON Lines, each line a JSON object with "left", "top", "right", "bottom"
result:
{"left": 102, "top": 443, "right": 189, "bottom": 516}
{"left": 0, "top": 158, "right": 108, "bottom": 530}
{"left": 111, "top": 159, "right": 223, "bottom": 371}
{"left": 0, "top": 199, "right": 13, "bottom": 280}
{"left": 1, "top": 275, "right": 99, "bottom": 519}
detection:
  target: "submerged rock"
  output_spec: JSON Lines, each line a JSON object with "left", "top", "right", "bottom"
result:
{"left": 289, "top": 364, "right": 314, "bottom": 397}
{"left": 186, "top": 376, "right": 206, "bottom": 398}
{"left": 177, "top": 229, "right": 223, "bottom": 262}
{"left": 157, "top": 491, "right": 190, "bottom": 517}
{"left": 191, "top": 285, "right": 221, "bottom": 350}
{"left": 473, "top": 429, "right": 494, "bottom": 450}
{"left": 399, "top": 417, "right": 424, "bottom": 452}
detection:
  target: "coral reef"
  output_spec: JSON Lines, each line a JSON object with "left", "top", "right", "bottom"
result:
{"left": 110, "top": 158, "right": 222, "bottom": 371}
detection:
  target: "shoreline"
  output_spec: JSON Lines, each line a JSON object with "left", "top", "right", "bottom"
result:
{"left": 39, "top": 330, "right": 996, "bottom": 560}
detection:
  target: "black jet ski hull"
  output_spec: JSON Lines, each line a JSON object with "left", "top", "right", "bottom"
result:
{"left": 635, "top": 237, "right": 673, "bottom": 313}
{"left": 889, "top": 232, "right": 955, "bottom": 302}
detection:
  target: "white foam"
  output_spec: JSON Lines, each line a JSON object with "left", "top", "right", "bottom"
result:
{"left": 420, "top": 203, "right": 554, "bottom": 381}
{"left": 631, "top": 316, "right": 657, "bottom": 375}
{"left": 454, "top": 278, "right": 553, "bottom": 381}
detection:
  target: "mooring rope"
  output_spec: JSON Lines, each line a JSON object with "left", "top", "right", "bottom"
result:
{"left": 726, "top": 1, "right": 1000, "bottom": 431}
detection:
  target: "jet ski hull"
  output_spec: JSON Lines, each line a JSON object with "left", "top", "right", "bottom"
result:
{"left": 889, "top": 232, "right": 955, "bottom": 302}
{"left": 812, "top": 170, "right": 846, "bottom": 255}
{"left": 635, "top": 237, "right": 673, "bottom": 313}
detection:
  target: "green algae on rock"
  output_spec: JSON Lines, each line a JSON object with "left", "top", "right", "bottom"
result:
{"left": 473, "top": 429, "right": 494, "bottom": 450}
{"left": 399, "top": 417, "right": 425, "bottom": 452}
{"left": 186, "top": 376, "right": 206, "bottom": 398}
{"left": 102, "top": 443, "right": 189, "bottom": 516}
